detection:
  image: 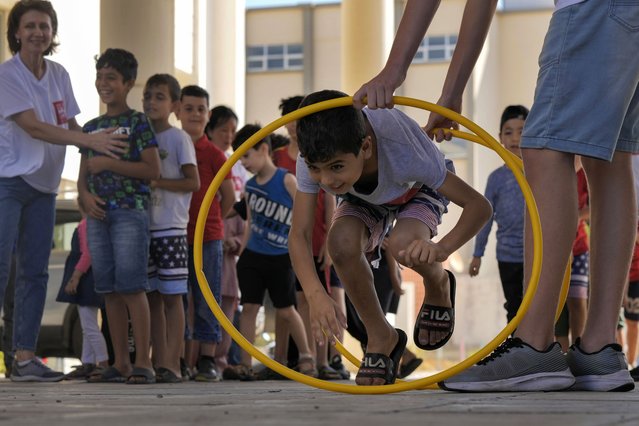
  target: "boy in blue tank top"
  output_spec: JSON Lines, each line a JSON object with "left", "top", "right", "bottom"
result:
{"left": 223, "top": 125, "right": 317, "bottom": 381}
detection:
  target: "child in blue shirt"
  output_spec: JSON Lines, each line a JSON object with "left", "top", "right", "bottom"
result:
{"left": 78, "top": 48, "right": 160, "bottom": 384}
{"left": 469, "top": 105, "right": 528, "bottom": 323}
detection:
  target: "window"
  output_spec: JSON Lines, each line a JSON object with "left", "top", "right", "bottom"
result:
{"left": 247, "top": 43, "right": 304, "bottom": 72}
{"left": 412, "top": 35, "right": 457, "bottom": 64}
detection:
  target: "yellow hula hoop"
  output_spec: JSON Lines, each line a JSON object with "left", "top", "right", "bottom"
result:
{"left": 194, "top": 96, "right": 543, "bottom": 394}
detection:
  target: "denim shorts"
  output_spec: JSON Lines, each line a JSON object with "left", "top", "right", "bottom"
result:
{"left": 521, "top": 0, "right": 639, "bottom": 160}
{"left": 87, "top": 210, "right": 150, "bottom": 294}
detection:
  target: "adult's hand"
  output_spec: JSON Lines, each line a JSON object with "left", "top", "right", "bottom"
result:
{"left": 423, "top": 96, "right": 462, "bottom": 142}
{"left": 353, "top": 66, "right": 406, "bottom": 110}
{"left": 88, "top": 127, "right": 128, "bottom": 159}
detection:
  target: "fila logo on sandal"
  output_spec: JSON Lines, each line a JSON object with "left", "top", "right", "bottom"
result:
{"left": 362, "top": 358, "right": 387, "bottom": 369}
{"left": 421, "top": 309, "right": 450, "bottom": 322}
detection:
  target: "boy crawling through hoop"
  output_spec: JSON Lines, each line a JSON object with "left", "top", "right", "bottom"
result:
{"left": 288, "top": 90, "right": 492, "bottom": 385}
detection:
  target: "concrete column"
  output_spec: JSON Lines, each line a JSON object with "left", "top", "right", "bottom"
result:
{"left": 206, "top": 0, "right": 245, "bottom": 123}
{"left": 340, "top": 0, "right": 394, "bottom": 95}
{"left": 100, "top": 0, "right": 175, "bottom": 112}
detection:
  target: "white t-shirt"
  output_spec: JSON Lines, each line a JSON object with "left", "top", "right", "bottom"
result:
{"left": 0, "top": 54, "right": 80, "bottom": 193}
{"left": 296, "top": 107, "right": 447, "bottom": 205}
{"left": 149, "top": 127, "right": 197, "bottom": 230}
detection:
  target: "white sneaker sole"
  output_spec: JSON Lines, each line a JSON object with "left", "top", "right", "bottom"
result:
{"left": 570, "top": 370, "right": 635, "bottom": 392}
{"left": 440, "top": 369, "right": 575, "bottom": 392}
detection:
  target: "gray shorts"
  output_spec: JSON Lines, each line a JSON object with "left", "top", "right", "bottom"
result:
{"left": 521, "top": 0, "right": 639, "bottom": 160}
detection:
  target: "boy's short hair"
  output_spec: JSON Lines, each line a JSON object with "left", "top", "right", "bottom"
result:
{"left": 270, "top": 133, "right": 290, "bottom": 151}
{"left": 95, "top": 48, "right": 138, "bottom": 82}
{"left": 500, "top": 105, "right": 529, "bottom": 130}
{"left": 297, "top": 90, "right": 365, "bottom": 164}
{"left": 232, "top": 124, "right": 271, "bottom": 153}
{"left": 145, "top": 74, "right": 181, "bottom": 102}
{"left": 279, "top": 96, "right": 304, "bottom": 116}
{"left": 7, "top": 0, "right": 59, "bottom": 55}
{"left": 207, "top": 105, "right": 238, "bottom": 133}
{"left": 180, "top": 85, "right": 209, "bottom": 105}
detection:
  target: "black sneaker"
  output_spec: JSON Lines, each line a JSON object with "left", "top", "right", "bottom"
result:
{"left": 329, "top": 355, "right": 350, "bottom": 380}
{"left": 629, "top": 365, "right": 639, "bottom": 382}
{"left": 195, "top": 356, "right": 220, "bottom": 382}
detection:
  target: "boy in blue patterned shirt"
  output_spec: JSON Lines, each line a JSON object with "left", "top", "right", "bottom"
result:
{"left": 78, "top": 48, "right": 160, "bottom": 384}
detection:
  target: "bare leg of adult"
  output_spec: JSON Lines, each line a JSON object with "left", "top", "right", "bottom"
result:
{"left": 516, "top": 148, "right": 578, "bottom": 349}
{"left": 567, "top": 297, "right": 588, "bottom": 346}
{"left": 580, "top": 153, "right": 636, "bottom": 352}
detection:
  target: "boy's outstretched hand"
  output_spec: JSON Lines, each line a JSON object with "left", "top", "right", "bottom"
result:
{"left": 308, "top": 291, "right": 347, "bottom": 346}
{"left": 397, "top": 239, "right": 449, "bottom": 268}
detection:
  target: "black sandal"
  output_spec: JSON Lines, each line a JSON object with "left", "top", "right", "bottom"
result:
{"left": 356, "top": 328, "right": 407, "bottom": 385}
{"left": 414, "top": 269, "right": 456, "bottom": 350}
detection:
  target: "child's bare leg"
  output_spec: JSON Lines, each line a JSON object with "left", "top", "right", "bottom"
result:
{"left": 277, "top": 306, "right": 315, "bottom": 374}
{"left": 104, "top": 293, "right": 133, "bottom": 376}
{"left": 273, "top": 315, "right": 290, "bottom": 364}
{"left": 626, "top": 319, "right": 638, "bottom": 366}
{"left": 214, "top": 295, "right": 237, "bottom": 370}
{"left": 147, "top": 291, "right": 166, "bottom": 367}
{"left": 296, "top": 291, "right": 316, "bottom": 357}
{"left": 122, "top": 292, "right": 153, "bottom": 371}
{"left": 389, "top": 218, "right": 450, "bottom": 347}
{"left": 239, "top": 303, "right": 260, "bottom": 367}
{"left": 567, "top": 296, "right": 587, "bottom": 345}
{"left": 327, "top": 287, "right": 346, "bottom": 364}
{"left": 328, "top": 217, "right": 396, "bottom": 385}
{"left": 517, "top": 149, "right": 578, "bottom": 349}
{"left": 581, "top": 152, "right": 636, "bottom": 352}
{"left": 163, "top": 294, "right": 185, "bottom": 375}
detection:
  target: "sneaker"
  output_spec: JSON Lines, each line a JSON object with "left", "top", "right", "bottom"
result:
{"left": 566, "top": 338, "right": 635, "bottom": 392}
{"left": 329, "top": 355, "right": 350, "bottom": 380}
{"left": 10, "top": 358, "right": 65, "bottom": 382}
{"left": 195, "top": 356, "right": 221, "bottom": 382}
{"left": 630, "top": 365, "right": 639, "bottom": 382}
{"left": 440, "top": 337, "right": 575, "bottom": 392}
{"left": 65, "top": 363, "right": 96, "bottom": 380}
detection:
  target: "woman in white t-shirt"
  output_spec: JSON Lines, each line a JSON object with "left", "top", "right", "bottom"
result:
{"left": 0, "top": 0, "right": 126, "bottom": 382}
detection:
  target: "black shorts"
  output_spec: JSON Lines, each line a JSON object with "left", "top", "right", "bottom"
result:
{"left": 237, "top": 249, "right": 296, "bottom": 308}
{"left": 295, "top": 260, "right": 342, "bottom": 292}
{"left": 625, "top": 280, "right": 639, "bottom": 321}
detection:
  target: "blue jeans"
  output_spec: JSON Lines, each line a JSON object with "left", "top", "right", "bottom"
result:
{"left": 87, "top": 210, "right": 150, "bottom": 294}
{"left": 188, "top": 241, "right": 222, "bottom": 343}
{"left": 0, "top": 177, "right": 55, "bottom": 352}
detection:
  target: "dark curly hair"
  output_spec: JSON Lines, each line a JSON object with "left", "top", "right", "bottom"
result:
{"left": 7, "top": 0, "right": 59, "bottom": 55}
{"left": 296, "top": 90, "right": 366, "bottom": 164}
{"left": 95, "top": 48, "right": 138, "bottom": 83}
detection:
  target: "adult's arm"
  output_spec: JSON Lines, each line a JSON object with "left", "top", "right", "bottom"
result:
{"left": 12, "top": 109, "right": 127, "bottom": 158}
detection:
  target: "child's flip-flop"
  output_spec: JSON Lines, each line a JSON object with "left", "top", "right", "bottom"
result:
{"left": 413, "top": 269, "right": 456, "bottom": 351}
{"left": 356, "top": 328, "right": 408, "bottom": 385}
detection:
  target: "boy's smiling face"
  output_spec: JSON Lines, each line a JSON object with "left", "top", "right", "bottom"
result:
{"left": 304, "top": 139, "right": 372, "bottom": 194}
{"left": 143, "top": 84, "right": 176, "bottom": 124}
{"left": 177, "top": 95, "right": 210, "bottom": 139}
{"left": 95, "top": 66, "right": 133, "bottom": 111}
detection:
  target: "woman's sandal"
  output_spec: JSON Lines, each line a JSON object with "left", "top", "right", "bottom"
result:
{"left": 356, "top": 328, "right": 408, "bottom": 385}
{"left": 413, "top": 269, "right": 456, "bottom": 351}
